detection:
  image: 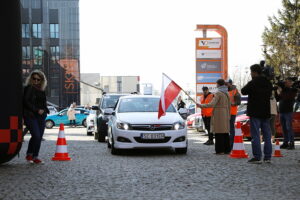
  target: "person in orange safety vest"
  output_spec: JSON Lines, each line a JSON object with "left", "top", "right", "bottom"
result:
{"left": 226, "top": 79, "right": 241, "bottom": 150}
{"left": 201, "top": 87, "right": 214, "bottom": 145}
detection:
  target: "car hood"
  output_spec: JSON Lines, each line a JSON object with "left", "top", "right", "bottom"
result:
{"left": 117, "top": 112, "right": 183, "bottom": 124}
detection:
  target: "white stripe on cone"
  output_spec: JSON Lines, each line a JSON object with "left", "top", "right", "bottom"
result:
{"left": 58, "top": 130, "right": 65, "bottom": 138}
{"left": 235, "top": 128, "right": 242, "bottom": 136}
{"left": 55, "top": 145, "right": 68, "bottom": 153}
{"left": 232, "top": 143, "right": 246, "bottom": 150}
{"left": 275, "top": 145, "right": 280, "bottom": 150}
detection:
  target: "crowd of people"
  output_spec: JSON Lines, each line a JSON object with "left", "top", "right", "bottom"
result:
{"left": 195, "top": 63, "right": 299, "bottom": 164}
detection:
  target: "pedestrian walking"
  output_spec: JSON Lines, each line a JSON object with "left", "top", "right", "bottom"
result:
{"left": 241, "top": 64, "right": 273, "bottom": 164}
{"left": 275, "top": 77, "right": 297, "bottom": 150}
{"left": 67, "top": 103, "right": 76, "bottom": 127}
{"left": 201, "top": 87, "right": 214, "bottom": 145}
{"left": 197, "top": 79, "right": 231, "bottom": 154}
{"left": 226, "top": 79, "right": 241, "bottom": 150}
{"left": 177, "top": 96, "right": 186, "bottom": 110}
{"left": 23, "top": 70, "right": 49, "bottom": 164}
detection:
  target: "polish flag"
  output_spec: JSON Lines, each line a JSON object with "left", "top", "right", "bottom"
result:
{"left": 158, "top": 73, "right": 182, "bottom": 119}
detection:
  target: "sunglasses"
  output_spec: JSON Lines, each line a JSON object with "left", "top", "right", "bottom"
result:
{"left": 32, "top": 77, "right": 41, "bottom": 81}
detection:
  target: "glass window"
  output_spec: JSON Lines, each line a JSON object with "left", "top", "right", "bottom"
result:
{"left": 22, "top": 24, "right": 30, "bottom": 38}
{"left": 22, "top": 46, "right": 30, "bottom": 59}
{"left": 50, "top": 24, "right": 59, "bottom": 38}
{"left": 50, "top": 46, "right": 60, "bottom": 62}
{"left": 33, "top": 46, "right": 43, "bottom": 65}
{"left": 32, "top": 24, "right": 41, "bottom": 38}
{"left": 118, "top": 98, "right": 176, "bottom": 113}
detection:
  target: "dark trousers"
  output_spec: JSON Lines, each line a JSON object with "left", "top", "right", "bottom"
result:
{"left": 215, "top": 133, "right": 230, "bottom": 154}
{"left": 229, "top": 115, "right": 236, "bottom": 150}
{"left": 280, "top": 112, "right": 294, "bottom": 143}
{"left": 24, "top": 115, "right": 46, "bottom": 158}
{"left": 70, "top": 120, "right": 76, "bottom": 125}
{"left": 203, "top": 116, "right": 213, "bottom": 141}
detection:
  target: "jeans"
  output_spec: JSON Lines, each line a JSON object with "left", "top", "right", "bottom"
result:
{"left": 280, "top": 112, "right": 294, "bottom": 143}
{"left": 24, "top": 114, "right": 46, "bottom": 158}
{"left": 250, "top": 117, "right": 272, "bottom": 160}
{"left": 229, "top": 115, "right": 236, "bottom": 150}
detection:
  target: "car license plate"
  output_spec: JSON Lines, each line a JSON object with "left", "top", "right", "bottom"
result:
{"left": 141, "top": 133, "right": 165, "bottom": 139}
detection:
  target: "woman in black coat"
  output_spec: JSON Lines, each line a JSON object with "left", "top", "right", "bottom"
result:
{"left": 23, "top": 70, "right": 49, "bottom": 164}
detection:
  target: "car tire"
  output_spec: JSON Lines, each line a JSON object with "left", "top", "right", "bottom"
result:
{"left": 82, "top": 119, "right": 87, "bottom": 127}
{"left": 45, "top": 120, "right": 54, "bottom": 129}
{"left": 111, "top": 137, "right": 120, "bottom": 155}
{"left": 175, "top": 147, "right": 187, "bottom": 154}
{"left": 87, "top": 131, "right": 93, "bottom": 136}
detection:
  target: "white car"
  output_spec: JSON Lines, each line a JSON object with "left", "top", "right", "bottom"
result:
{"left": 86, "top": 110, "right": 97, "bottom": 135}
{"left": 107, "top": 95, "right": 188, "bottom": 155}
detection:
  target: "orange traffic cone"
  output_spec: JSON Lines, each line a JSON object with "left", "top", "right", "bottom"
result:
{"left": 273, "top": 139, "right": 283, "bottom": 157}
{"left": 229, "top": 122, "right": 249, "bottom": 158}
{"left": 52, "top": 124, "right": 71, "bottom": 161}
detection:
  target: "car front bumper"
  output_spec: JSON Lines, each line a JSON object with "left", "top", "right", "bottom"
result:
{"left": 112, "top": 128, "right": 187, "bottom": 149}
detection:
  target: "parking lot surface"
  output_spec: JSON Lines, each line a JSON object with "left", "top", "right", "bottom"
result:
{"left": 0, "top": 127, "right": 299, "bottom": 200}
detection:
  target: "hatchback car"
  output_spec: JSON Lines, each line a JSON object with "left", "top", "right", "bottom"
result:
{"left": 45, "top": 108, "right": 90, "bottom": 129}
{"left": 107, "top": 96, "right": 188, "bottom": 155}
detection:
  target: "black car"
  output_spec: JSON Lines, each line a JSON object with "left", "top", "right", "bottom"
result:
{"left": 92, "top": 93, "right": 127, "bottom": 142}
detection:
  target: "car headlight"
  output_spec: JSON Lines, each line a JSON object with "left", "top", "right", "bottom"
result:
{"left": 173, "top": 122, "right": 185, "bottom": 130}
{"left": 117, "top": 122, "right": 131, "bottom": 130}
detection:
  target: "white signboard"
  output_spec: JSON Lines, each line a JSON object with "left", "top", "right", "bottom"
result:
{"left": 196, "top": 50, "right": 221, "bottom": 59}
{"left": 198, "top": 38, "right": 221, "bottom": 49}
{"left": 196, "top": 84, "right": 218, "bottom": 93}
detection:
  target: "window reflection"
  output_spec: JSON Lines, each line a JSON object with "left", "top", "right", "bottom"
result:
{"left": 50, "top": 24, "right": 59, "bottom": 38}
{"left": 32, "top": 24, "right": 41, "bottom": 38}
{"left": 33, "top": 46, "right": 43, "bottom": 65}
{"left": 22, "top": 24, "right": 30, "bottom": 38}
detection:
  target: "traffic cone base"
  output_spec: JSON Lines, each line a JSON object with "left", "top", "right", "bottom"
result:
{"left": 273, "top": 139, "right": 283, "bottom": 157}
{"left": 229, "top": 122, "right": 249, "bottom": 159}
{"left": 52, "top": 124, "right": 72, "bottom": 161}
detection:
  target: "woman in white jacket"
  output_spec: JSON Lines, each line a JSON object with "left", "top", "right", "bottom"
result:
{"left": 67, "top": 103, "right": 76, "bottom": 127}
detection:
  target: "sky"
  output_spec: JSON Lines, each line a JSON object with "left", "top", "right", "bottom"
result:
{"left": 79, "top": 0, "right": 283, "bottom": 92}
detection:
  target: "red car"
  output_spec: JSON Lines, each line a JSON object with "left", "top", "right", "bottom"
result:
{"left": 186, "top": 112, "right": 205, "bottom": 132}
{"left": 235, "top": 105, "right": 300, "bottom": 140}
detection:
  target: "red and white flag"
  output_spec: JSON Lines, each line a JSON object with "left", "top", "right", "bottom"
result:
{"left": 158, "top": 73, "right": 182, "bottom": 119}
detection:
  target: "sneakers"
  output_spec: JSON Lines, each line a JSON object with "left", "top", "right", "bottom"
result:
{"left": 263, "top": 158, "right": 271, "bottom": 163}
{"left": 280, "top": 142, "right": 289, "bottom": 149}
{"left": 32, "top": 158, "right": 44, "bottom": 164}
{"left": 25, "top": 155, "right": 33, "bottom": 162}
{"left": 248, "top": 158, "right": 262, "bottom": 164}
{"left": 204, "top": 140, "right": 214, "bottom": 145}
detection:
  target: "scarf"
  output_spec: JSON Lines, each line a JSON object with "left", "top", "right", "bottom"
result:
{"left": 217, "top": 85, "right": 228, "bottom": 94}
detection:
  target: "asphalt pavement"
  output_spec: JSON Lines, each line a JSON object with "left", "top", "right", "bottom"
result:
{"left": 0, "top": 127, "right": 299, "bottom": 200}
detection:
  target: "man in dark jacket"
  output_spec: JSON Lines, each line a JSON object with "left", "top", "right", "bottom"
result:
{"left": 275, "top": 78, "right": 297, "bottom": 150}
{"left": 241, "top": 64, "right": 272, "bottom": 164}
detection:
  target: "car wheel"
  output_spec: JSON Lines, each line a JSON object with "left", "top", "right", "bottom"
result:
{"left": 82, "top": 119, "right": 87, "bottom": 127}
{"left": 87, "top": 131, "right": 93, "bottom": 136}
{"left": 111, "top": 137, "right": 120, "bottom": 155}
{"left": 45, "top": 120, "right": 54, "bottom": 129}
{"left": 175, "top": 147, "right": 187, "bottom": 154}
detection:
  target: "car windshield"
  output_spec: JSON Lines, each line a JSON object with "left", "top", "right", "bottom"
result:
{"left": 101, "top": 95, "right": 122, "bottom": 109}
{"left": 118, "top": 97, "right": 176, "bottom": 113}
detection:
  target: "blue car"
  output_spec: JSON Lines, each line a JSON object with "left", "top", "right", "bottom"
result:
{"left": 45, "top": 108, "right": 90, "bottom": 129}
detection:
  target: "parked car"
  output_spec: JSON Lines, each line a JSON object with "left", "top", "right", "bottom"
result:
{"left": 236, "top": 103, "right": 300, "bottom": 140}
{"left": 187, "top": 104, "right": 196, "bottom": 116}
{"left": 86, "top": 110, "right": 97, "bottom": 136}
{"left": 186, "top": 112, "right": 205, "bottom": 132}
{"left": 45, "top": 108, "right": 90, "bottom": 129}
{"left": 47, "top": 106, "right": 58, "bottom": 115}
{"left": 107, "top": 95, "right": 188, "bottom": 155}
{"left": 92, "top": 93, "right": 128, "bottom": 142}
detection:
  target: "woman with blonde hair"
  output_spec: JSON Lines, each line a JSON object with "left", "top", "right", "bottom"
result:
{"left": 23, "top": 70, "right": 49, "bottom": 164}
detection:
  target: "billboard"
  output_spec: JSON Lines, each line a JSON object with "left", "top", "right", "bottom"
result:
{"left": 196, "top": 73, "right": 222, "bottom": 83}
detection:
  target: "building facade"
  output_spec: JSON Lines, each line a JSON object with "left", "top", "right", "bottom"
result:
{"left": 21, "top": 0, "right": 80, "bottom": 109}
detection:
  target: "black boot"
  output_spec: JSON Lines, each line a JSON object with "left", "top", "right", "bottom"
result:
{"left": 204, "top": 140, "right": 214, "bottom": 145}
{"left": 280, "top": 142, "right": 289, "bottom": 149}
{"left": 287, "top": 142, "right": 295, "bottom": 150}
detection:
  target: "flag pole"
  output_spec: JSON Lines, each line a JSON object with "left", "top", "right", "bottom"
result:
{"left": 162, "top": 73, "right": 197, "bottom": 104}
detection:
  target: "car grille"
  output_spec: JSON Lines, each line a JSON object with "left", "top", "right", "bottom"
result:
{"left": 130, "top": 124, "right": 173, "bottom": 131}
{"left": 134, "top": 137, "right": 171, "bottom": 143}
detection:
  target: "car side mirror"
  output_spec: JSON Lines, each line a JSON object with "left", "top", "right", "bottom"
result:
{"left": 178, "top": 108, "right": 188, "bottom": 120}
{"left": 92, "top": 106, "right": 99, "bottom": 110}
{"left": 104, "top": 108, "right": 114, "bottom": 115}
